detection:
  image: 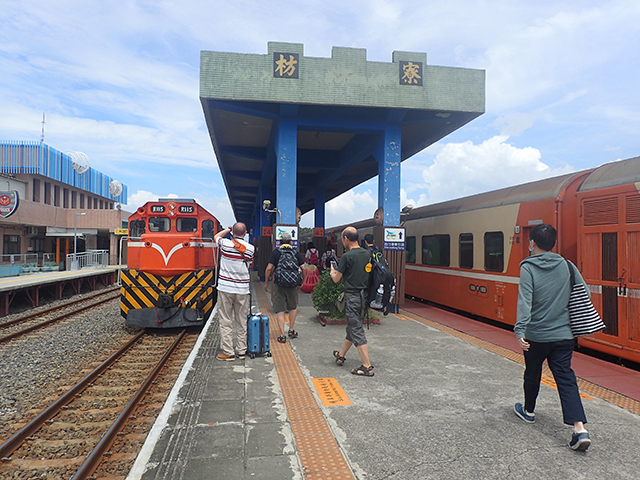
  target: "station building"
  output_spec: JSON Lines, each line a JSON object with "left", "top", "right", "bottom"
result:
{"left": 0, "top": 141, "right": 128, "bottom": 274}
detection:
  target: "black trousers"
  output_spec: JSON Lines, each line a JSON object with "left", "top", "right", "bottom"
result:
{"left": 523, "top": 339, "right": 587, "bottom": 425}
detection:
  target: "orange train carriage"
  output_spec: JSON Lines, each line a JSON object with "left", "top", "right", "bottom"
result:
{"left": 121, "top": 199, "right": 221, "bottom": 328}
{"left": 316, "top": 155, "right": 640, "bottom": 364}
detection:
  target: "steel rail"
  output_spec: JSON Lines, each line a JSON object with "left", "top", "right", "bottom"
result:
{"left": 0, "top": 330, "right": 145, "bottom": 459}
{"left": 0, "top": 292, "right": 119, "bottom": 344}
{"left": 72, "top": 329, "right": 187, "bottom": 480}
{"left": 0, "top": 286, "right": 120, "bottom": 329}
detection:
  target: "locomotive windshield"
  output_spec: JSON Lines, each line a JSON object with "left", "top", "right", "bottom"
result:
{"left": 129, "top": 220, "right": 145, "bottom": 238}
{"left": 202, "top": 219, "right": 214, "bottom": 240}
{"left": 149, "top": 217, "right": 170, "bottom": 232}
{"left": 177, "top": 217, "right": 198, "bottom": 233}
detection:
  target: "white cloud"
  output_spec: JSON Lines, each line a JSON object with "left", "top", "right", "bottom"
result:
{"left": 418, "top": 135, "right": 574, "bottom": 204}
{"left": 127, "top": 190, "right": 177, "bottom": 208}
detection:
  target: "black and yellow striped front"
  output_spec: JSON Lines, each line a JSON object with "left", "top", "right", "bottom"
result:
{"left": 120, "top": 268, "right": 216, "bottom": 328}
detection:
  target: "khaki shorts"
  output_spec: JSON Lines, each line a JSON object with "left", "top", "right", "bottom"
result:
{"left": 273, "top": 284, "right": 299, "bottom": 312}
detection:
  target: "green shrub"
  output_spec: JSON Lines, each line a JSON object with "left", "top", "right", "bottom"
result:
{"left": 311, "top": 269, "right": 344, "bottom": 318}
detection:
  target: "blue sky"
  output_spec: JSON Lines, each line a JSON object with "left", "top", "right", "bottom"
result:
{"left": 2, "top": 1, "right": 639, "bottom": 228}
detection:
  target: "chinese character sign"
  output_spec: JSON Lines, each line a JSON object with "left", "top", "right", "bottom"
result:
{"left": 399, "top": 61, "right": 423, "bottom": 86}
{"left": 273, "top": 52, "right": 299, "bottom": 79}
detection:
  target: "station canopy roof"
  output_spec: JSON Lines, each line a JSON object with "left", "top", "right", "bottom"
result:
{"left": 200, "top": 43, "right": 485, "bottom": 225}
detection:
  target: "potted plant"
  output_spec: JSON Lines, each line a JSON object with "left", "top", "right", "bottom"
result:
{"left": 311, "top": 270, "right": 380, "bottom": 325}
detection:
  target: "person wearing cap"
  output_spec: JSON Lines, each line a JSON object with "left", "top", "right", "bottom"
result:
{"left": 264, "top": 233, "right": 307, "bottom": 343}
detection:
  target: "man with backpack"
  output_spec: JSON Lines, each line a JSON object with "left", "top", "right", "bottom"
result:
{"left": 364, "top": 234, "right": 396, "bottom": 315}
{"left": 330, "top": 226, "right": 374, "bottom": 377}
{"left": 264, "top": 233, "right": 307, "bottom": 343}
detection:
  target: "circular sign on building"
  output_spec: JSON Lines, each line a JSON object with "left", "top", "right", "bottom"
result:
{"left": 0, "top": 191, "right": 19, "bottom": 218}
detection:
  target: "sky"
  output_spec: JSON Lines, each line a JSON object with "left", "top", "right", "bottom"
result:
{"left": 2, "top": 1, "right": 640, "bottom": 229}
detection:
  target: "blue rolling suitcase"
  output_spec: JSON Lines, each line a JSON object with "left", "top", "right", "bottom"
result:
{"left": 247, "top": 313, "right": 271, "bottom": 358}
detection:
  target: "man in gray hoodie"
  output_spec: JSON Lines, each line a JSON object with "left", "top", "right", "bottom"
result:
{"left": 513, "top": 223, "right": 591, "bottom": 451}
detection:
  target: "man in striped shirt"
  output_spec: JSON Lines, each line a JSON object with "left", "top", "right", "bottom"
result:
{"left": 214, "top": 222, "right": 255, "bottom": 361}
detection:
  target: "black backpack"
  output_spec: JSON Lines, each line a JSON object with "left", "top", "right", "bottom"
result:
{"left": 367, "top": 250, "right": 396, "bottom": 315}
{"left": 274, "top": 247, "right": 303, "bottom": 288}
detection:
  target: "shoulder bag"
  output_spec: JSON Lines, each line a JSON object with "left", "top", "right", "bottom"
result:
{"left": 565, "top": 260, "right": 605, "bottom": 337}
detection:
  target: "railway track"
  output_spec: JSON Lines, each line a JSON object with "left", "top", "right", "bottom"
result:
{"left": 0, "top": 328, "right": 199, "bottom": 479}
{"left": 0, "top": 287, "right": 120, "bottom": 344}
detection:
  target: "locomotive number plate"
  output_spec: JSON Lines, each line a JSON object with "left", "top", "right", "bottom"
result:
{"left": 178, "top": 205, "right": 195, "bottom": 214}
{"left": 150, "top": 205, "right": 165, "bottom": 213}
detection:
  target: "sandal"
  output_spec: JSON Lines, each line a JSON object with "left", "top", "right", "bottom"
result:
{"left": 351, "top": 364, "right": 374, "bottom": 377}
{"left": 277, "top": 335, "right": 287, "bottom": 343}
{"left": 333, "top": 350, "right": 346, "bottom": 366}
{"left": 288, "top": 330, "right": 298, "bottom": 338}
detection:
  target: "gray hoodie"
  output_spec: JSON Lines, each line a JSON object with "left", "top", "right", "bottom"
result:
{"left": 514, "top": 252, "right": 588, "bottom": 342}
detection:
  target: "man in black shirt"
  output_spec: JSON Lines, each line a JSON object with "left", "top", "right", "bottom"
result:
{"left": 330, "top": 226, "right": 374, "bottom": 376}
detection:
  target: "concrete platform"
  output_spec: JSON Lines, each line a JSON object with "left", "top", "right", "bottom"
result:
{"left": 128, "top": 275, "right": 640, "bottom": 480}
{"left": 0, "top": 266, "right": 120, "bottom": 315}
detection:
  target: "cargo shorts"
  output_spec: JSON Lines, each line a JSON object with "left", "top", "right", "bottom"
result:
{"left": 273, "top": 284, "right": 299, "bottom": 312}
{"left": 345, "top": 292, "right": 367, "bottom": 347}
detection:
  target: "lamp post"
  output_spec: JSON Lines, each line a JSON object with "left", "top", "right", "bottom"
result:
{"left": 74, "top": 212, "right": 87, "bottom": 268}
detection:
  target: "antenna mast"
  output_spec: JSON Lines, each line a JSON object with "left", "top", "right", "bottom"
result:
{"left": 40, "top": 113, "right": 46, "bottom": 143}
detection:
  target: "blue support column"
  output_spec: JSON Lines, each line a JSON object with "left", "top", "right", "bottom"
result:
{"left": 314, "top": 188, "right": 325, "bottom": 229}
{"left": 274, "top": 118, "right": 298, "bottom": 224}
{"left": 377, "top": 125, "right": 402, "bottom": 226}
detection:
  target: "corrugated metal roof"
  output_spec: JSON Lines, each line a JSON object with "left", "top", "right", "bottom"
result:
{"left": 578, "top": 156, "right": 640, "bottom": 192}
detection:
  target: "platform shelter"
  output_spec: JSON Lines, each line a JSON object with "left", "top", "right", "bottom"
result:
{"left": 200, "top": 42, "right": 485, "bottom": 299}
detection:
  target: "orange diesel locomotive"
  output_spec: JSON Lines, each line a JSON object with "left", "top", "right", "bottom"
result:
{"left": 322, "top": 155, "right": 640, "bottom": 364}
{"left": 120, "top": 199, "right": 221, "bottom": 328}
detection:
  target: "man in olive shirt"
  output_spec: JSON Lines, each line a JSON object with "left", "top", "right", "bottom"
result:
{"left": 330, "top": 226, "right": 374, "bottom": 376}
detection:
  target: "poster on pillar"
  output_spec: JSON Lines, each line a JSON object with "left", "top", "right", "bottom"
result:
{"left": 274, "top": 225, "right": 299, "bottom": 249}
{"left": 383, "top": 227, "right": 405, "bottom": 251}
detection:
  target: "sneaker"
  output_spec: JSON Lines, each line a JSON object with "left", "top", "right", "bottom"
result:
{"left": 236, "top": 352, "right": 246, "bottom": 360}
{"left": 514, "top": 403, "right": 535, "bottom": 423}
{"left": 216, "top": 353, "right": 235, "bottom": 362}
{"left": 569, "top": 431, "right": 591, "bottom": 451}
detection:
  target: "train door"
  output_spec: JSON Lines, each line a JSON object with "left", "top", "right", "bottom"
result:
{"left": 578, "top": 192, "right": 640, "bottom": 357}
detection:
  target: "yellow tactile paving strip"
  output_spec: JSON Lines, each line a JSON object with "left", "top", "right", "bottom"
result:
{"left": 400, "top": 308, "right": 640, "bottom": 416}
{"left": 255, "top": 282, "right": 355, "bottom": 480}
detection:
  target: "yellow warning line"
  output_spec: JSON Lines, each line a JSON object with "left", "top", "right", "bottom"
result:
{"left": 255, "top": 281, "right": 355, "bottom": 480}
{"left": 400, "top": 308, "right": 640, "bottom": 415}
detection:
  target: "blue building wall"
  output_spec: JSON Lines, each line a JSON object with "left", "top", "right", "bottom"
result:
{"left": 0, "top": 141, "right": 127, "bottom": 204}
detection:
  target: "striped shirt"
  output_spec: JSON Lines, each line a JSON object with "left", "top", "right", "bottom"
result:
{"left": 216, "top": 237, "right": 255, "bottom": 295}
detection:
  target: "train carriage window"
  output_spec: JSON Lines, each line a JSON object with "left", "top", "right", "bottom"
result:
{"left": 459, "top": 233, "right": 474, "bottom": 269}
{"left": 484, "top": 232, "right": 504, "bottom": 272}
{"left": 148, "top": 217, "right": 170, "bottom": 232}
{"left": 177, "top": 217, "right": 198, "bottom": 233}
{"left": 202, "top": 220, "right": 214, "bottom": 240}
{"left": 406, "top": 236, "right": 416, "bottom": 264}
{"left": 129, "top": 220, "right": 146, "bottom": 238}
{"left": 421, "top": 235, "right": 450, "bottom": 266}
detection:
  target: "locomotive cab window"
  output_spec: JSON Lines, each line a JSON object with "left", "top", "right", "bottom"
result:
{"left": 459, "top": 233, "right": 474, "bottom": 269}
{"left": 484, "top": 232, "right": 504, "bottom": 272}
{"left": 148, "top": 217, "right": 170, "bottom": 232}
{"left": 422, "top": 235, "right": 450, "bottom": 267}
{"left": 406, "top": 236, "right": 416, "bottom": 264}
{"left": 129, "top": 220, "right": 146, "bottom": 238}
{"left": 202, "top": 220, "right": 214, "bottom": 240}
{"left": 177, "top": 217, "right": 198, "bottom": 233}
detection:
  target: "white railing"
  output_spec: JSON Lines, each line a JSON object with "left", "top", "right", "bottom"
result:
{"left": 66, "top": 250, "right": 110, "bottom": 271}
{"left": 0, "top": 253, "right": 38, "bottom": 265}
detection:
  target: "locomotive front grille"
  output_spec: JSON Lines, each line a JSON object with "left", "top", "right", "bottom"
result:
{"left": 120, "top": 268, "right": 215, "bottom": 319}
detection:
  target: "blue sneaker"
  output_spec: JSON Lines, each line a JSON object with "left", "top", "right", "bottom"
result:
{"left": 514, "top": 403, "right": 535, "bottom": 423}
{"left": 569, "top": 431, "right": 591, "bottom": 451}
